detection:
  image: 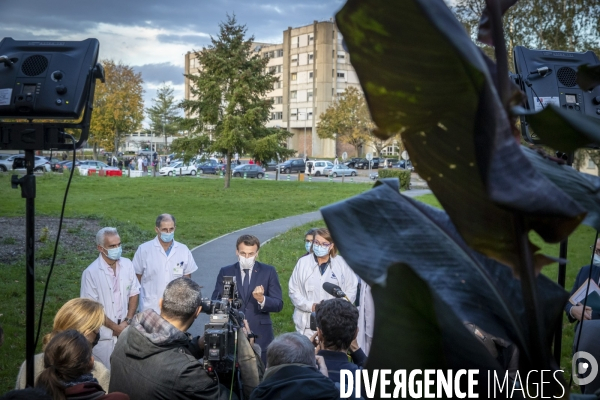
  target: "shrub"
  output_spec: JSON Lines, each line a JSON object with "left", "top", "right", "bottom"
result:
{"left": 378, "top": 169, "right": 411, "bottom": 190}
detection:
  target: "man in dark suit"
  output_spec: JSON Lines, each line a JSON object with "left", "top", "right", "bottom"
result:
{"left": 212, "top": 234, "right": 283, "bottom": 364}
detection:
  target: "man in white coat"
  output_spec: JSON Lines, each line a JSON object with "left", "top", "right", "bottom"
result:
{"left": 133, "top": 213, "right": 198, "bottom": 314}
{"left": 81, "top": 227, "right": 140, "bottom": 370}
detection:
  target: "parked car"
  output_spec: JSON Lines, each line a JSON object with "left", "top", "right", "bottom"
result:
{"left": 323, "top": 164, "right": 358, "bottom": 177}
{"left": 197, "top": 160, "right": 224, "bottom": 174}
{"left": 232, "top": 164, "right": 266, "bottom": 179}
{"left": 59, "top": 160, "right": 81, "bottom": 172}
{"left": 262, "top": 160, "right": 279, "bottom": 171}
{"left": 78, "top": 160, "right": 120, "bottom": 175}
{"left": 344, "top": 157, "right": 362, "bottom": 168}
{"left": 0, "top": 155, "right": 52, "bottom": 172}
{"left": 279, "top": 159, "right": 305, "bottom": 174}
{"left": 383, "top": 158, "right": 399, "bottom": 168}
{"left": 397, "top": 160, "right": 414, "bottom": 171}
{"left": 159, "top": 162, "right": 197, "bottom": 176}
{"left": 355, "top": 158, "right": 379, "bottom": 169}
{"left": 308, "top": 160, "right": 334, "bottom": 176}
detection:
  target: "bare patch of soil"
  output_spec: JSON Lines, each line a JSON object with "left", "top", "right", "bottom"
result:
{"left": 0, "top": 217, "right": 101, "bottom": 264}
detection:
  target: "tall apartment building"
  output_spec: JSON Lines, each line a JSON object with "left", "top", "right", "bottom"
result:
{"left": 185, "top": 20, "right": 371, "bottom": 158}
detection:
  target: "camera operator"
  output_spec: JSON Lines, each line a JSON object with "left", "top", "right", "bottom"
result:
{"left": 250, "top": 333, "right": 339, "bottom": 400}
{"left": 109, "top": 277, "right": 233, "bottom": 400}
{"left": 313, "top": 298, "right": 367, "bottom": 397}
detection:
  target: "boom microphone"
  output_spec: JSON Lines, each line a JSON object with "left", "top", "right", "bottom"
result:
{"left": 323, "top": 282, "right": 347, "bottom": 299}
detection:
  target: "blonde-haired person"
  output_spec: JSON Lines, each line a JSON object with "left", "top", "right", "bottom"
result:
{"left": 16, "top": 298, "right": 110, "bottom": 391}
{"left": 289, "top": 227, "right": 358, "bottom": 338}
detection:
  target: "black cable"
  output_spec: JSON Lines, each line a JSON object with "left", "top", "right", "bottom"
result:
{"left": 569, "top": 230, "right": 600, "bottom": 387}
{"left": 34, "top": 134, "right": 77, "bottom": 350}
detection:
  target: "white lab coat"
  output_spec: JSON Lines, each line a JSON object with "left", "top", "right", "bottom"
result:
{"left": 357, "top": 278, "right": 374, "bottom": 356}
{"left": 133, "top": 237, "right": 198, "bottom": 314}
{"left": 289, "top": 254, "right": 358, "bottom": 337}
{"left": 80, "top": 255, "right": 140, "bottom": 370}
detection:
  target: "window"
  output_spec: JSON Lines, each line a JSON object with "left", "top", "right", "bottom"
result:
{"left": 291, "top": 73, "right": 297, "bottom": 81}
{"left": 291, "top": 91, "right": 297, "bottom": 99}
{"left": 332, "top": 69, "right": 335, "bottom": 77}
{"left": 291, "top": 109, "right": 298, "bottom": 120}
{"left": 308, "top": 111, "right": 313, "bottom": 120}
{"left": 277, "top": 49, "right": 284, "bottom": 57}
{"left": 332, "top": 50, "right": 335, "bottom": 59}
{"left": 337, "top": 53, "right": 345, "bottom": 60}
{"left": 307, "top": 91, "right": 313, "bottom": 101}
{"left": 308, "top": 71, "right": 314, "bottom": 81}
{"left": 291, "top": 55, "right": 298, "bottom": 66}
{"left": 308, "top": 53, "right": 314, "bottom": 62}
{"left": 309, "top": 35, "right": 314, "bottom": 43}
{"left": 337, "top": 72, "right": 346, "bottom": 80}
{"left": 273, "top": 81, "right": 282, "bottom": 89}
{"left": 274, "top": 96, "right": 283, "bottom": 104}
{"left": 271, "top": 112, "right": 283, "bottom": 120}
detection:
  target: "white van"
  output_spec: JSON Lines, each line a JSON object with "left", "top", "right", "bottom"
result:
{"left": 308, "top": 160, "right": 334, "bottom": 176}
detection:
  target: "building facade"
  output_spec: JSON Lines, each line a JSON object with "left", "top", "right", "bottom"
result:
{"left": 184, "top": 20, "right": 390, "bottom": 158}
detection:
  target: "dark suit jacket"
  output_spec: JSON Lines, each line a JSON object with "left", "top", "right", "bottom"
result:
{"left": 565, "top": 264, "right": 600, "bottom": 322}
{"left": 211, "top": 261, "right": 283, "bottom": 363}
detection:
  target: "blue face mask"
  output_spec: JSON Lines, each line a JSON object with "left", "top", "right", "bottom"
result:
{"left": 103, "top": 246, "right": 122, "bottom": 261}
{"left": 313, "top": 244, "right": 330, "bottom": 257}
{"left": 305, "top": 241, "right": 312, "bottom": 253}
{"left": 160, "top": 232, "right": 175, "bottom": 243}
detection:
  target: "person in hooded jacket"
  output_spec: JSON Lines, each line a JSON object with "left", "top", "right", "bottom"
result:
{"left": 109, "top": 278, "right": 232, "bottom": 400}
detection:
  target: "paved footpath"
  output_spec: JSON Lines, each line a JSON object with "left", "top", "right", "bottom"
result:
{"left": 188, "top": 188, "right": 431, "bottom": 336}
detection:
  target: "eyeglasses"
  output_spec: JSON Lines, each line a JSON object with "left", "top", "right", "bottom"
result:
{"left": 313, "top": 241, "right": 331, "bottom": 247}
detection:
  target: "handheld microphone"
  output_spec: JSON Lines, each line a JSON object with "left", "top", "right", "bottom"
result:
{"left": 322, "top": 282, "right": 347, "bottom": 299}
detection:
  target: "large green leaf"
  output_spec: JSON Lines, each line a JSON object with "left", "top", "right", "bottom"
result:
{"left": 321, "top": 181, "right": 568, "bottom": 395}
{"left": 523, "top": 146, "right": 600, "bottom": 232}
{"left": 335, "top": 0, "right": 585, "bottom": 273}
{"left": 369, "top": 264, "right": 505, "bottom": 398}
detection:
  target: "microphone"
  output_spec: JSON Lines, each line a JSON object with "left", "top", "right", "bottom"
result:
{"left": 322, "top": 282, "right": 347, "bottom": 300}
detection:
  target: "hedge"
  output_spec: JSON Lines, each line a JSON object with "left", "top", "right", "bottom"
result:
{"left": 378, "top": 169, "right": 411, "bottom": 190}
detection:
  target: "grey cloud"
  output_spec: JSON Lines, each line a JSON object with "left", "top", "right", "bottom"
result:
{"left": 156, "top": 34, "right": 211, "bottom": 47}
{"left": 0, "top": 0, "right": 342, "bottom": 43}
{"left": 133, "top": 62, "right": 184, "bottom": 85}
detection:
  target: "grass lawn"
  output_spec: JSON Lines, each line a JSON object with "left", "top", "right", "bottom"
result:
{"left": 0, "top": 173, "right": 370, "bottom": 391}
{"left": 261, "top": 193, "right": 597, "bottom": 393}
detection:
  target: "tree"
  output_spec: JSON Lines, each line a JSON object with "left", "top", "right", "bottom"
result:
{"left": 317, "top": 87, "right": 373, "bottom": 156}
{"left": 181, "top": 15, "right": 290, "bottom": 188}
{"left": 89, "top": 60, "right": 144, "bottom": 159}
{"left": 146, "top": 84, "right": 182, "bottom": 151}
{"left": 452, "top": 0, "right": 600, "bottom": 64}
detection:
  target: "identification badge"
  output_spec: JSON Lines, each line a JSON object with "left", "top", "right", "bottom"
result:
{"left": 173, "top": 267, "right": 183, "bottom": 276}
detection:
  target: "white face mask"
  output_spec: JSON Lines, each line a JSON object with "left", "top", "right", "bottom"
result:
{"left": 594, "top": 254, "right": 600, "bottom": 265}
{"left": 239, "top": 255, "right": 256, "bottom": 269}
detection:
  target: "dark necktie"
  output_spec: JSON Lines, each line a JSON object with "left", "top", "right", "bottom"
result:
{"left": 243, "top": 269, "right": 250, "bottom": 298}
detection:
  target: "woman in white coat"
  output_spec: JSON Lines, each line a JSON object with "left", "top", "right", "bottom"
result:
{"left": 289, "top": 227, "right": 358, "bottom": 338}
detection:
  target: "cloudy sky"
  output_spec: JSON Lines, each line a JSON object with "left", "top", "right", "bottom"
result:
{"left": 0, "top": 0, "right": 344, "bottom": 125}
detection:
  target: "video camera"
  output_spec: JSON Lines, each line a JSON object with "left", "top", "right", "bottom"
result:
{"left": 200, "top": 276, "right": 245, "bottom": 375}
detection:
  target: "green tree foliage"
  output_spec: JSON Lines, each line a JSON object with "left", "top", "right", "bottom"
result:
{"left": 316, "top": 87, "right": 375, "bottom": 156}
{"left": 452, "top": 0, "right": 600, "bottom": 64}
{"left": 89, "top": 60, "right": 144, "bottom": 159}
{"left": 146, "top": 84, "right": 182, "bottom": 151}
{"left": 181, "top": 15, "right": 291, "bottom": 188}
